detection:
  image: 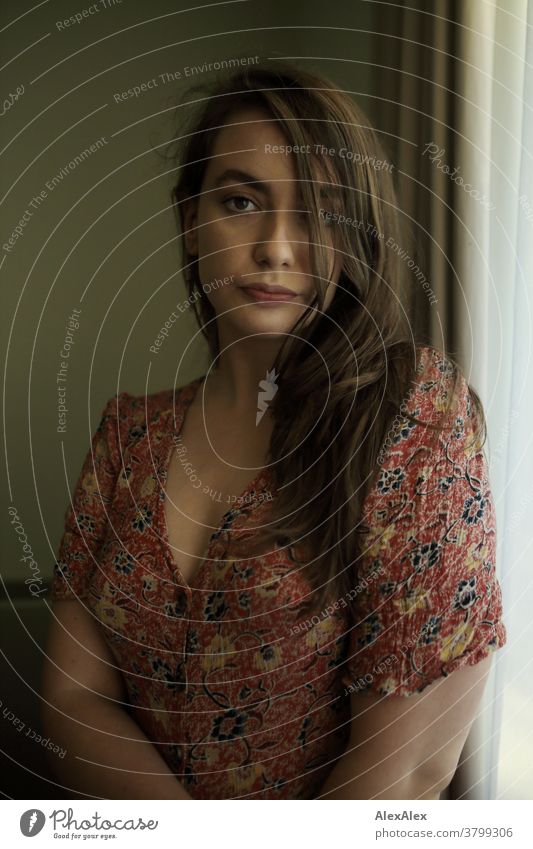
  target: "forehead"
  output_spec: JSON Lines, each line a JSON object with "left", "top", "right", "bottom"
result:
{"left": 203, "top": 105, "right": 338, "bottom": 196}
{"left": 210, "top": 105, "right": 291, "bottom": 151}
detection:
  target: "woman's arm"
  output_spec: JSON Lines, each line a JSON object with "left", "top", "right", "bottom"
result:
{"left": 317, "top": 656, "right": 492, "bottom": 799}
{"left": 41, "top": 598, "right": 192, "bottom": 800}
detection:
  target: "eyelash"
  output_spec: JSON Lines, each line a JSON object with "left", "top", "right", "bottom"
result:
{"left": 222, "top": 195, "right": 334, "bottom": 226}
{"left": 223, "top": 195, "right": 258, "bottom": 214}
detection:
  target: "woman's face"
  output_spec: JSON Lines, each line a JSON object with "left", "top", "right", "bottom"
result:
{"left": 182, "top": 105, "right": 343, "bottom": 343}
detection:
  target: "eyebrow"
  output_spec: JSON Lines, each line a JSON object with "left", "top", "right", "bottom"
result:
{"left": 212, "top": 168, "right": 342, "bottom": 200}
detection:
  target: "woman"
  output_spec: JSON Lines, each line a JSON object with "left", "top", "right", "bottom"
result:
{"left": 42, "top": 60, "right": 507, "bottom": 800}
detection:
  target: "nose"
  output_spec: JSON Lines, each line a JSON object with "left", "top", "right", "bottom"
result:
{"left": 252, "top": 208, "right": 301, "bottom": 269}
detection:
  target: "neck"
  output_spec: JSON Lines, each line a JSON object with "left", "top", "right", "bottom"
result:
{"left": 204, "top": 339, "right": 282, "bottom": 418}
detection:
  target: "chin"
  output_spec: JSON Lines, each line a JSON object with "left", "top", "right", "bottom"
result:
{"left": 222, "top": 307, "right": 301, "bottom": 337}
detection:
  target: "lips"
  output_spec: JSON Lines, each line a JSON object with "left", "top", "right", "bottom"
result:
{"left": 241, "top": 288, "right": 297, "bottom": 303}
{"left": 239, "top": 282, "right": 298, "bottom": 303}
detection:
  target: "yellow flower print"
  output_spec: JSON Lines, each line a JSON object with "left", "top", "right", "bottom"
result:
{"left": 255, "top": 580, "right": 281, "bottom": 601}
{"left": 306, "top": 616, "right": 338, "bottom": 649}
{"left": 94, "top": 439, "right": 110, "bottom": 460}
{"left": 464, "top": 543, "right": 488, "bottom": 572}
{"left": 154, "top": 701, "right": 173, "bottom": 735}
{"left": 254, "top": 642, "right": 282, "bottom": 672}
{"left": 304, "top": 625, "right": 319, "bottom": 649}
{"left": 145, "top": 691, "right": 173, "bottom": 735}
{"left": 393, "top": 585, "right": 429, "bottom": 616}
{"left": 94, "top": 582, "right": 127, "bottom": 629}
{"left": 378, "top": 677, "right": 398, "bottom": 696}
{"left": 418, "top": 464, "right": 433, "bottom": 484}
{"left": 434, "top": 394, "right": 449, "bottom": 415}
{"left": 440, "top": 621, "right": 475, "bottom": 663}
{"left": 140, "top": 476, "right": 156, "bottom": 497}
{"left": 464, "top": 432, "right": 483, "bottom": 458}
{"left": 98, "top": 579, "right": 115, "bottom": 601}
{"left": 132, "top": 407, "right": 147, "bottom": 425}
{"left": 142, "top": 574, "right": 158, "bottom": 593}
{"left": 81, "top": 472, "right": 98, "bottom": 495}
{"left": 118, "top": 470, "right": 132, "bottom": 489}
{"left": 202, "top": 744, "right": 222, "bottom": 767}
{"left": 434, "top": 388, "right": 460, "bottom": 417}
{"left": 147, "top": 690, "right": 162, "bottom": 710}
{"left": 455, "top": 524, "right": 469, "bottom": 547}
{"left": 202, "top": 632, "right": 232, "bottom": 673}
{"left": 227, "top": 760, "right": 264, "bottom": 794}
{"left": 212, "top": 559, "right": 236, "bottom": 584}
{"left": 365, "top": 523, "right": 395, "bottom": 558}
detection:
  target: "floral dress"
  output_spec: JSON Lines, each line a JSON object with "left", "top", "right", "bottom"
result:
{"left": 52, "top": 345, "right": 507, "bottom": 799}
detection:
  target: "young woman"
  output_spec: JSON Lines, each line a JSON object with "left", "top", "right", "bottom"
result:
{"left": 42, "top": 60, "right": 507, "bottom": 800}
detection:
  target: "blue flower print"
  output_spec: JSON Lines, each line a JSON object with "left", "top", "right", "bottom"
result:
{"left": 238, "top": 591, "right": 251, "bottom": 610}
{"left": 357, "top": 613, "right": 381, "bottom": 647}
{"left": 453, "top": 576, "right": 479, "bottom": 611}
{"left": 377, "top": 467, "right": 405, "bottom": 494}
{"left": 128, "top": 423, "right": 147, "bottom": 440}
{"left": 151, "top": 656, "right": 186, "bottom": 691}
{"left": 410, "top": 540, "right": 440, "bottom": 573}
{"left": 379, "top": 580, "right": 397, "bottom": 596}
{"left": 438, "top": 474, "right": 455, "bottom": 493}
{"left": 462, "top": 492, "right": 486, "bottom": 524}
{"left": 185, "top": 628, "right": 199, "bottom": 655}
{"left": 113, "top": 550, "right": 136, "bottom": 574}
{"left": 204, "top": 591, "right": 229, "bottom": 621}
{"left": 393, "top": 417, "right": 418, "bottom": 444}
{"left": 211, "top": 708, "right": 249, "bottom": 741}
{"left": 76, "top": 513, "right": 96, "bottom": 534}
{"left": 419, "top": 615, "right": 442, "bottom": 644}
{"left": 452, "top": 417, "right": 465, "bottom": 439}
{"left": 437, "top": 358, "right": 456, "bottom": 378}
{"left": 132, "top": 506, "right": 153, "bottom": 532}
{"left": 55, "top": 560, "right": 71, "bottom": 580}
{"left": 164, "top": 596, "right": 188, "bottom": 619}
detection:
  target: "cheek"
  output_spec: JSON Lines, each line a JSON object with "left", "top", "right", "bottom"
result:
{"left": 196, "top": 220, "right": 241, "bottom": 283}
{"left": 197, "top": 221, "right": 252, "bottom": 279}
{"left": 199, "top": 204, "right": 254, "bottom": 248}
{"left": 203, "top": 285, "right": 231, "bottom": 312}
{"left": 198, "top": 219, "right": 226, "bottom": 254}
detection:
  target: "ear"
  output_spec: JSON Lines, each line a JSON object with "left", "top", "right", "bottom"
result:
{"left": 180, "top": 197, "right": 199, "bottom": 256}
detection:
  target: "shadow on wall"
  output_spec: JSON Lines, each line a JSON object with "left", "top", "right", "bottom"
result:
{"left": 0, "top": 587, "right": 75, "bottom": 799}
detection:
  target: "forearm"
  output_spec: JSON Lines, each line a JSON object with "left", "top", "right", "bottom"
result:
{"left": 42, "top": 692, "right": 192, "bottom": 800}
{"left": 316, "top": 749, "right": 441, "bottom": 800}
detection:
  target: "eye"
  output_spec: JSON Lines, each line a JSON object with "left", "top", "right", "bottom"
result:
{"left": 223, "top": 195, "right": 258, "bottom": 214}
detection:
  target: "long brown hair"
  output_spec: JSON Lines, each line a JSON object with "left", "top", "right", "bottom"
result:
{"left": 164, "top": 58, "right": 487, "bottom": 617}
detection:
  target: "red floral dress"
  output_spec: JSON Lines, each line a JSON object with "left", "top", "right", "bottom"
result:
{"left": 52, "top": 345, "right": 507, "bottom": 799}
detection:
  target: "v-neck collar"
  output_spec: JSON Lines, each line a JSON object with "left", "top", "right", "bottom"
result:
{"left": 154, "top": 376, "right": 274, "bottom": 591}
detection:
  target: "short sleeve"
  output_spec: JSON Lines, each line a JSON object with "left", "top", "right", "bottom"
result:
{"left": 52, "top": 393, "right": 132, "bottom": 601}
{"left": 341, "top": 348, "right": 507, "bottom": 697}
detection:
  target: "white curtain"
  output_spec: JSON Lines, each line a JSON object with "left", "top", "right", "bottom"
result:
{"left": 454, "top": 0, "right": 533, "bottom": 799}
